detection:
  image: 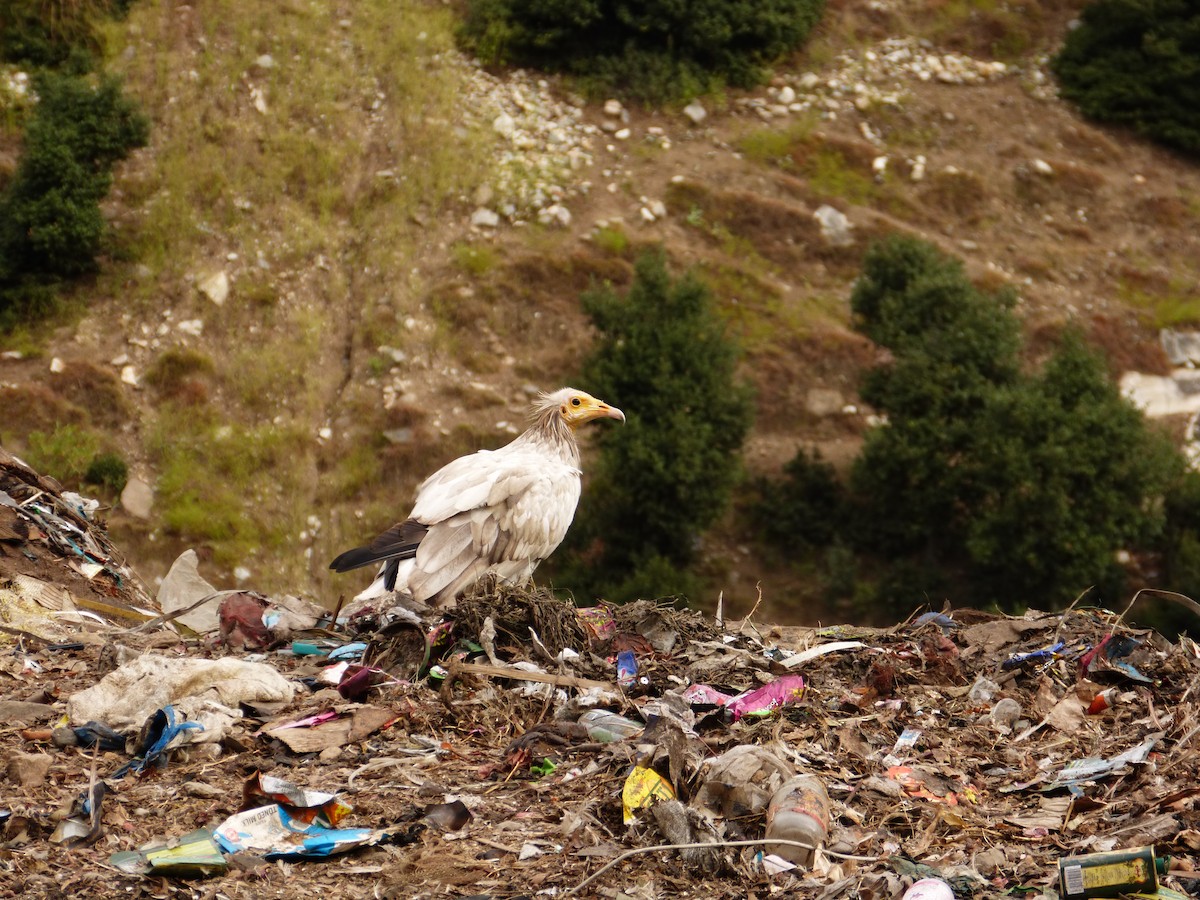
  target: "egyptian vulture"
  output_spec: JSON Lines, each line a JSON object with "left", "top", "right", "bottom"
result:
{"left": 330, "top": 387, "right": 624, "bottom": 606}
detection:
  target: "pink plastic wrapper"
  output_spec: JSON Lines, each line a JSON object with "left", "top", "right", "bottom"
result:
{"left": 725, "top": 675, "right": 807, "bottom": 721}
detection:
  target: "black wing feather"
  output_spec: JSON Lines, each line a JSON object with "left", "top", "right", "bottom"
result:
{"left": 329, "top": 519, "right": 429, "bottom": 572}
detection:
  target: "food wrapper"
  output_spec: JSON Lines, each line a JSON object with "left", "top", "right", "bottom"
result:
{"left": 725, "top": 675, "right": 807, "bottom": 721}
{"left": 621, "top": 765, "right": 675, "bottom": 824}
{"left": 214, "top": 805, "right": 384, "bottom": 858}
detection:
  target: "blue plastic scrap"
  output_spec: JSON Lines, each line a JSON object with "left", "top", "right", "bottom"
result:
{"left": 1001, "top": 640, "right": 1066, "bottom": 671}
{"left": 327, "top": 642, "right": 369, "bottom": 661}
{"left": 911, "top": 611, "right": 957, "bottom": 632}
{"left": 112, "top": 706, "right": 204, "bottom": 778}
{"left": 1103, "top": 636, "right": 1141, "bottom": 660}
{"left": 73, "top": 720, "right": 126, "bottom": 753}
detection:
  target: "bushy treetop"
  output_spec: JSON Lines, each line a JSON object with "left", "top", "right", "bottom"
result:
{"left": 773, "top": 234, "right": 1182, "bottom": 612}
{"left": 555, "top": 251, "right": 753, "bottom": 601}
{"left": 1, "top": 72, "right": 148, "bottom": 284}
{"left": 1052, "top": 0, "right": 1200, "bottom": 156}
{"left": 460, "top": 0, "right": 826, "bottom": 102}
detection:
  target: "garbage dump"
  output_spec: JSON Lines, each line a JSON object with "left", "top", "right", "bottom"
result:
{"left": 2, "top": 458, "right": 1199, "bottom": 899}
{"left": 0, "top": 447, "right": 155, "bottom": 640}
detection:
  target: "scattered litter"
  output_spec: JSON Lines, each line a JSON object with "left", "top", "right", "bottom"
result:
{"left": 242, "top": 772, "right": 353, "bottom": 826}
{"left": 903, "top": 877, "right": 956, "bottom": 900}
{"left": 214, "top": 804, "right": 382, "bottom": 858}
{"left": 779, "top": 639, "right": 866, "bottom": 668}
{"left": 211, "top": 788, "right": 469, "bottom": 860}
{"left": 218, "top": 589, "right": 331, "bottom": 649}
{"left": 49, "top": 779, "right": 107, "bottom": 847}
{"left": 157, "top": 550, "right": 222, "bottom": 634}
{"left": 1046, "top": 732, "right": 1164, "bottom": 790}
{"left": 111, "top": 705, "right": 204, "bottom": 777}
{"left": 725, "top": 674, "right": 806, "bottom": 720}
{"left": 0, "top": 448, "right": 154, "bottom": 636}
{"left": 262, "top": 705, "right": 399, "bottom": 754}
{"left": 1003, "top": 639, "right": 1067, "bottom": 670}
{"left": 694, "top": 745, "right": 794, "bottom": 820}
{"left": 2, "top": 507, "right": 1198, "bottom": 898}
{"left": 578, "top": 708, "right": 644, "bottom": 742}
{"left": 616, "top": 648, "right": 640, "bottom": 689}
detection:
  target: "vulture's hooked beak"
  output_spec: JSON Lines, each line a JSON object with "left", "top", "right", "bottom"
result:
{"left": 600, "top": 403, "right": 625, "bottom": 424}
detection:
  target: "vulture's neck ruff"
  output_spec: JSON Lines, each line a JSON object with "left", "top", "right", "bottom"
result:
{"left": 516, "top": 393, "right": 585, "bottom": 469}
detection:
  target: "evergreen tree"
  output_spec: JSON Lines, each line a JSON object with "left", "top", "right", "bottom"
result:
{"left": 754, "top": 447, "right": 844, "bottom": 552}
{"left": 758, "top": 234, "right": 1183, "bottom": 613}
{"left": 963, "top": 332, "right": 1180, "bottom": 606}
{"left": 557, "top": 251, "right": 753, "bottom": 602}
{"left": 849, "top": 235, "right": 1021, "bottom": 556}
{"left": 0, "top": 71, "right": 148, "bottom": 319}
{"left": 1052, "top": 0, "right": 1200, "bottom": 156}
{"left": 2, "top": 72, "right": 148, "bottom": 275}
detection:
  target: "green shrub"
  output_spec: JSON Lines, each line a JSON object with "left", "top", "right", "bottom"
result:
{"left": 756, "top": 234, "right": 1184, "bottom": 613}
{"left": 1052, "top": 0, "right": 1200, "bottom": 157}
{"left": 459, "top": 0, "right": 827, "bottom": 103}
{"left": 0, "top": 0, "right": 111, "bottom": 70}
{"left": 84, "top": 451, "right": 128, "bottom": 495}
{"left": 848, "top": 235, "right": 1022, "bottom": 555}
{"left": 143, "top": 346, "right": 216, "bottom": 394}
{"left": 755, "top": 448, "right": 844, "bottom": 551}
{"left": 851, "top": 235, "right": 1021, "bottom": 382}
{"left": 451, "top": 241, "right": 499, "bottom": 277}
{"left": 0, "top": 3, "right": 148, "bottom": 327}
{"left": 0, "top": 72, "right": 148, "bottom": 283}
{"left": 1148, "top": 470, "right": 1200, "bottom": 635}
{"left": 850, "top": 236, "right": 1180, "bottom": 610}
{"left": 587, "top": 553, "right": 705, "bottom": 607}
{"left": 552, "top": 250, "right": 753, "bottom": 602}
{"left": 961, "top": 332, "right": 1180, "bottom": 606}
{"left": 592, "top": 225, "right": 629, "bottom": 256}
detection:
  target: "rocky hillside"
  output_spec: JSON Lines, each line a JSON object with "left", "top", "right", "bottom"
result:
{"left": 1, "top": 0, "right": 1198, "bottom": 622}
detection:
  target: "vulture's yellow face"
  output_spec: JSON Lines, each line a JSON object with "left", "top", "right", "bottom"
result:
{"left": 559, "top": 390, "right": 625, "bottom": 429}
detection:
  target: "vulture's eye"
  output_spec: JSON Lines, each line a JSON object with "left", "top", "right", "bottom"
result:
{"left": 570, "top": 397, "right": 582, "bottom": 407}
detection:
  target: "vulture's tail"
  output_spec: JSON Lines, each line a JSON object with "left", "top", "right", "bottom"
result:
{"left": 329, "top": 519, "right": 428, "bottom": 572}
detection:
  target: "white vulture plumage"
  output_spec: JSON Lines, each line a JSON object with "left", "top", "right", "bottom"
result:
{"left": 330, "top": 387, "right": 624, "bottom": 607}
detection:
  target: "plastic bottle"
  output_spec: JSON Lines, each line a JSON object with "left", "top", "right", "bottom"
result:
{"left": 694, "top": 745, "right": 794, "bottom": 818}
{"left": 578, "top": 709, "right": 644, "bottom": 742}
{"left": 764, "top": 774, "right": 830, "bottom": 867}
